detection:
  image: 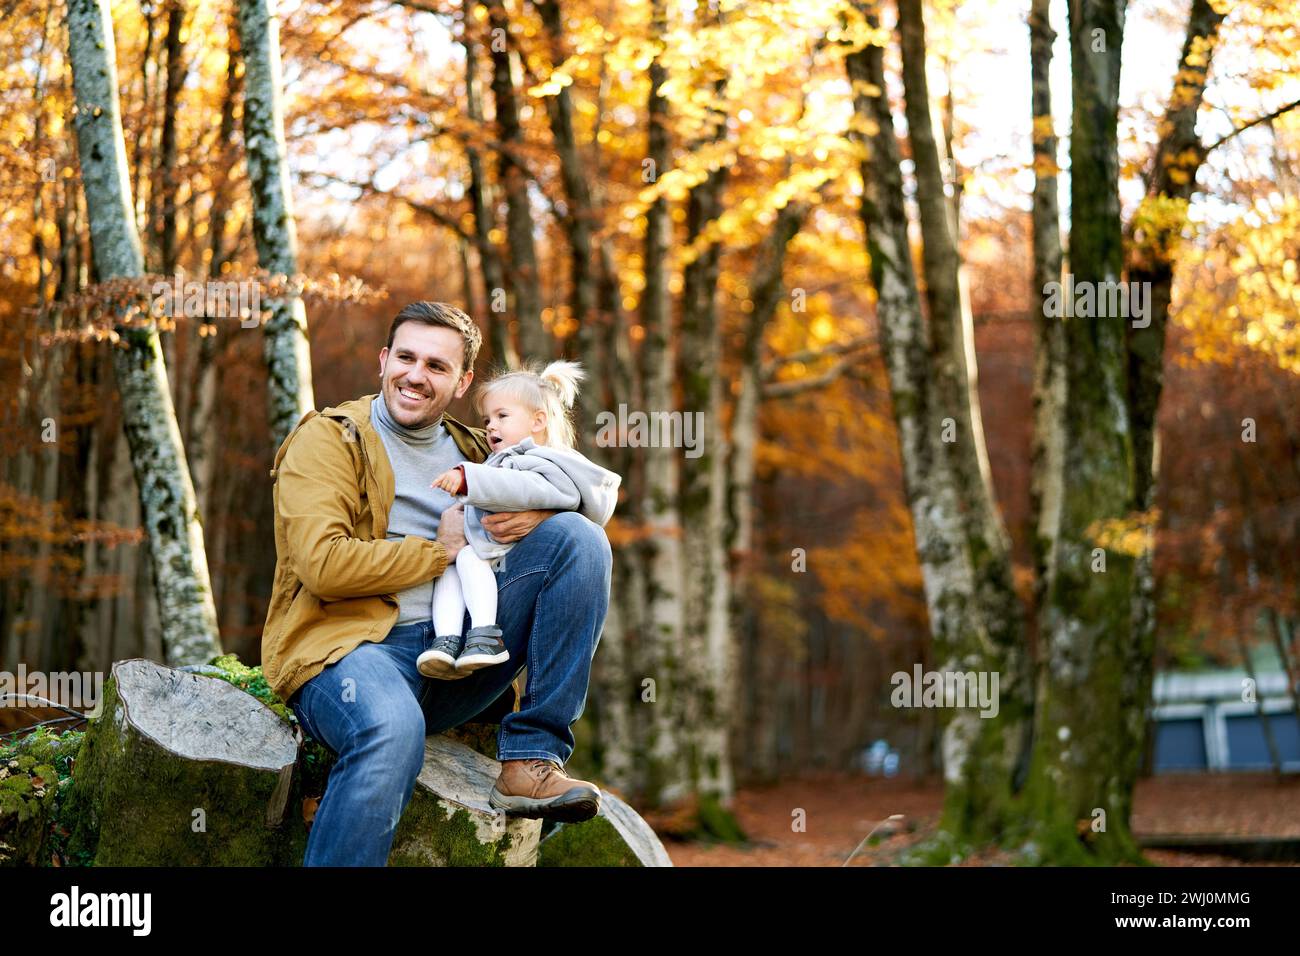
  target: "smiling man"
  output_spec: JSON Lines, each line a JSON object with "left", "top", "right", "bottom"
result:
{"left": 261, "top": 301, "right": 612, "bottom": 866}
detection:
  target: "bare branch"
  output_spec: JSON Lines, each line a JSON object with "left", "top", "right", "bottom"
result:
{"left": 761, "top": 335, "right": 876, "bottom": 378}
{"left": 761, "top": 347, "right": 879, "bottom": 398}
{"left": 1206, "top": 97, "right": 1300, "bottom": 154}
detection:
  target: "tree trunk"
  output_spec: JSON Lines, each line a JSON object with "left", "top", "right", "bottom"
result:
{"left": 462, "top": 26, "right": 518, "bottom": 369}
{"left": 237, "top": 0, "right": 316, "bottom": 448}
{"left": 533, "top": 0, "right": 610, "bottom": 453}
{"left": 1269, "top": 610, "right": 1300, "bottom": 731}
{"left": 66, "top": 0, "right": 222, "bottom": 667}
{"left": 634, "top": 0, "right": 688, "bottom": 807}
{"left": 1123, "top": 0, "right": 1227, "bottom": 807}
{"left": 191, "top": 16, "right": 242, "bottom": 527}
{"left": 154, "top": 0, "right": 185, "bottom": 277}
{"left": 483, "top": 0, "right": 548, "bottom": 360}
{"left": 846, "top": 1, "right": 1031, "bottom": 848}
{"left": 1025, "top": 0, "right": 1142, "bottom": 864}
{"left": 1029, "top": 0, "right": 1066, "bottom": 606}
{"left": 675, "top": 64, "right": 733, "bottom": 812}
{"left": 729, "top": 199, "right": 810, "bottom": 775}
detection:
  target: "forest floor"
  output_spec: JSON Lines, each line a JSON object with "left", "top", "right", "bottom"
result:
{"left": 659, "top": 772, "right": 1300, "bottom": 867}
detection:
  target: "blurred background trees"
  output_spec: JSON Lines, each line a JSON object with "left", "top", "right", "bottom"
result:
{"left": 2, "top": 0, "right": 1297, "bottom": 856}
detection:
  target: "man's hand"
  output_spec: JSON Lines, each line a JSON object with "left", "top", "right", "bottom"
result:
{"left": 437, "top": 501, "right": 468, "bottom": 561}
{"left": 481, "top": 509, "right": 558, "bottom": 544}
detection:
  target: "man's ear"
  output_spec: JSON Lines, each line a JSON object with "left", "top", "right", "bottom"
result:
{"left": 378, "top": 347, "right": 389, "bottom": 378}
{"left": 454, "top": 369, "right": 474, "bottom": 399}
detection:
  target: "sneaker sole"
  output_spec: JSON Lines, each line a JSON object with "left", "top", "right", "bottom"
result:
{"left": 417, "top": 650, "right": 466, "bottom": 680}
{"left": 488, "top": 786, "right": 601, "bottom": 823}
{"left": 455, "top": 651, "right": 510, "bottom": 671}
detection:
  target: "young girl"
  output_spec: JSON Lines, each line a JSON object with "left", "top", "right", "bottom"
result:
{"left": 417, "top": 359, "right": 621, "bottom": 680}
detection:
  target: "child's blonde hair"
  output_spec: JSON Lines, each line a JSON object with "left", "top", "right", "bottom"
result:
{"left": 474, "top": 359, "right": 586, "bottom": 449}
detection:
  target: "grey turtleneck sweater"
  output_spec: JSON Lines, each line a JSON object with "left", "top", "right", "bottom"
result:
{"left": 370, "top": 395, "right": 468, "bottom": 625}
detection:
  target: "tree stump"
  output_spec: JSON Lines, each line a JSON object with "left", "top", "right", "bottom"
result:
{"left": 41, "top": 658, "right": 660, "bottom": 867}
{"left": 389, "top": 735, "right": 540, "bottom": 866}
{"left": 537, "top": 789, "right": 673, "bottom": 867}
{"left": 65, "top": 659, "right": 305, "bottom": 865}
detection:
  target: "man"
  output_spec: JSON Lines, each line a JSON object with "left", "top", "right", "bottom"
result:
{"left": 262, "top": 301, "right": 612, "bottom": 866}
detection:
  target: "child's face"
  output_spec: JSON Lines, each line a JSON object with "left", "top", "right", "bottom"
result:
{"left": 481, "top": 396, "right": 547, "bottom": 451}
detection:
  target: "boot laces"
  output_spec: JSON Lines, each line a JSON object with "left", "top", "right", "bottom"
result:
{"left": 525, "top": 758, "right": 561, "bottom": 781}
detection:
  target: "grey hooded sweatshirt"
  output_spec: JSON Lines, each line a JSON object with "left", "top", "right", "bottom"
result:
{"left": 457, "top": 437, "right": 621, "bottom": 561}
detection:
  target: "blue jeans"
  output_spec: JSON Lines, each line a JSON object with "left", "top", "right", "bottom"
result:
{"left": 286, "top": 511, "right": 612, "bottom": 866}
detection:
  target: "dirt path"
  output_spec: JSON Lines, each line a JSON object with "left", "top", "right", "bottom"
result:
{"left": 662, "top": 772, "right": 1300, "bottom": 866}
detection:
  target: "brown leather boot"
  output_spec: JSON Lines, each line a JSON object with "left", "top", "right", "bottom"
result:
{"left": 489, "top": 758, "right": 601, "bottom": 822}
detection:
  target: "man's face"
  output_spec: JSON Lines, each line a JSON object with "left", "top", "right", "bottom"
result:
{"left": 378, "top": 323, "right": 473, "bottom": 429}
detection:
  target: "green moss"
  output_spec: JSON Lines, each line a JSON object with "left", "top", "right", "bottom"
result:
{"left": 205, "top": 653, "right": 295, "bottom": 725}
{"left": 389, "top": 797, "right": 516, "bottom": 867}
{"left": 695, "top": 793, "right": 747, "bottom": 843}
{"left": 895, "top": 828, "right": 973, "bottom": 867}
{"left": 0, "top": 726, "right": 86, "bottom": 867}
{"left": 537, "top": 817, "right": 641, "bottom": 867}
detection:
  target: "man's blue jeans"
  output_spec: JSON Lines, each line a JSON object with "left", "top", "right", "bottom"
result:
{"left": 286, "top": 511, "right": 612, "bottom": 866}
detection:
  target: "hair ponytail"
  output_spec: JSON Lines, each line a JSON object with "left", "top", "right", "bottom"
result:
{"left": 539, "top": 360, "right": 585, "bottom": 410}
{"left": 475, "top": 359, "right": 587, "bottom": 449}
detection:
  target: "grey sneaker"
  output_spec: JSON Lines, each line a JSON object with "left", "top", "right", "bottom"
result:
{"left": 455, "top": 625, "right": 509, "bottom": 672}
{"left": 418, "top": 633, "right": 468, "bottom": 680}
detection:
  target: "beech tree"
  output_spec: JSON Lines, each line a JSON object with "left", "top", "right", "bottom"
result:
{"left": 237, "top": 0, "right": 316, "bottom": 446}
{"left": 65, "top": 0, "right": 221, "bottom": 666}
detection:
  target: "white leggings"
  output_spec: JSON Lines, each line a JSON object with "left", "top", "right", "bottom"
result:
{"left": 431, "top": 548, "right": 499, "bottom": 636}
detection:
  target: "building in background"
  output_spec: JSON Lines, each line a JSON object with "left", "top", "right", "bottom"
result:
{"left": 1151, "top": 662, "right": 1300, "bottom": 772}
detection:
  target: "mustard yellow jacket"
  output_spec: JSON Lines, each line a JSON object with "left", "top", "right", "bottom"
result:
{"left": 260, "top": 394, "right": 498, "bottom": 703}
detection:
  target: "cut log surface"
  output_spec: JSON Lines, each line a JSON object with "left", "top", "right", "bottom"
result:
{"left": 537, "top": 788, "right": 673, "bottom": 867}
{"left": 118, "top": 660, "right": 298, "bottom": 771}
{"left": 389, "top": 735, "right": 540, "bottom": 867}
{"left": 66, "top": 659, "right": 306, "bottom": 865}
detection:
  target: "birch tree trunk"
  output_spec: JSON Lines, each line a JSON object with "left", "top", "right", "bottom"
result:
{"left": 845, "top": 3, "right": 1029, "bottom": 847}
{"left": 676, "top": 59, "right": 733, "bottom": 808}
{"left": 636, "top": 0, "right": 688, "bottom": 805}
{"left": 66, "top": 0, "right": 221, "bottom": 666}
{"left": 594, "top": 37, "right": 641, "bottom": 795}
{"left": 237, "top": 0, "right": 315, "bottom": 448}
{"left": 532, "top": 0, "right": 637, "bottom": 789}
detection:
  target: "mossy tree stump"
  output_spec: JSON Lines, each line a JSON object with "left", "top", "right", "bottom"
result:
{"left": 389, "top": 736, "right": 540, "bottom": 866}
{"left": 27, "top": 657, "right": 659, "bottom": 867}
{"left": 0, "top": 729, "right": 80, "bottom": 866}
{"left": 537, "top": 789, "right": 673, "bottom": 867}
{"left": 64, "top": 659, "right": 305, "bottom": 865}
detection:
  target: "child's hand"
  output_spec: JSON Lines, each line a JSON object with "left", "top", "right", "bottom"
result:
{"left": 431, "top": 468, "right": 462, "bottom": 494}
